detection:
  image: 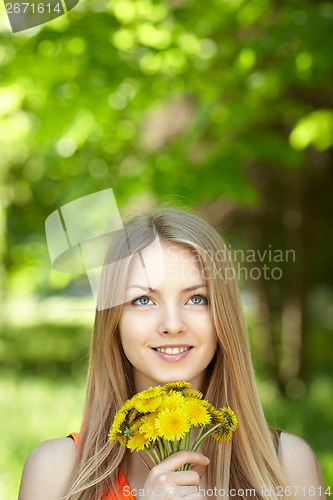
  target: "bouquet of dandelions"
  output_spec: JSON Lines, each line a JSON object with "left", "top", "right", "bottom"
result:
{"left": 108, "top": 382, "right": 238, "bottom": 470}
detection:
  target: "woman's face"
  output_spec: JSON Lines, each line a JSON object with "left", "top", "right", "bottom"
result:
{"left": 119, "top": 242, "right": 217, "bottom": 392}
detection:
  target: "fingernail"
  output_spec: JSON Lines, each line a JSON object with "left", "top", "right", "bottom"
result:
{"left": 204, "top": 456, "right": 210, "bottom": 463}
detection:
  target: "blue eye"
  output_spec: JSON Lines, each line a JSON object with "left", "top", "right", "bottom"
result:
{"left": 188, "top": 295, "right": 208, "bottom": 305}
{"left": 132, "top": 296, "right": 153, "bottom": 306}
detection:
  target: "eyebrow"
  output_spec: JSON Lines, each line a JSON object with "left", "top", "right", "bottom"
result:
{"left": 125, "top": 284, "right": 207, "bottom": 293}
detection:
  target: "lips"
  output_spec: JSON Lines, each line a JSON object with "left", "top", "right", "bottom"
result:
{"left": 152, "top": 345, "right": 193, "bottom": 362}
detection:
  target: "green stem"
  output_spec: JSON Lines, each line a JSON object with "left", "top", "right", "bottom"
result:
{"left": 172, "top": 438, "right": 178, "bottom": 453}
{"left": 152, "top": 446, "right": 161, "bottom": 463}
{"left": 184, "top": 426, "right": 193, "bottom": 470}
{"left": 157, "top": 438, "right": 165, "bottom": 461}
{"left": 186, "top": 425, "right": 192, "bottom": 450}
{"left": 143, "top": 448, "right": 158, "bottom": 466}
{"left": 191, "top": 423, "right": 222, "bottom": 452}
{"left": 191, "top": 425, "right": 205, "bottom": 451}
{"left": 165, "top": 440, "right": 173, "bottom": 456}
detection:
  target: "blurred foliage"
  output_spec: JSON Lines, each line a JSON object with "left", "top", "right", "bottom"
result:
{"left": 0, "top": 321, "right": 91, "bottom": 377}
{"left": 0, "top": 0, "right": 332, "bottom": 497}
{"left": 0, "top": 372, "right": 86, "bottom": 499}
{"left": 0, "top": 0, "right": 332, "bottom": 296}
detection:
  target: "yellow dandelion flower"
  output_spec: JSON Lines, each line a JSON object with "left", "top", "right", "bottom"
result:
{"left": 183, "top": 399, "right": 211, "bottom": 426}
{"left": 139, "top": 412, "right": 160, "bottom": 441}
{"left": 127, "top": 432, "right": 151, "bottom": 452}
{"left": 212, "top": 425, "right": 233, "bottom": 443}
{"left": 156, "top": 408, "right": 191, "bottom": 440}
{"left": 129, "top": 418, "right": 143, "bottom": 434}
{"left": 122, "top": 398, "right": 136, "bottom": 410}
{"left": 163, "top": 382, "right": 191, "bottom": 393}
{"left": 134, "top": 395, "right": 163, "bottom": 413}
{"left": 163, "top": 392, "right": 184, "bottom": 411}
{"left": 117, "top": 435, "right": 127, "bottom": 447}
{"left": 128, "top": 408, "right": 139, "bottom": 424}
{"left": 108, "top": 428, "right": 118, "bottom": 443}
{"left": 219, "top": 407, "right": 238, "bottom": 431}
{"left": 200, "top": 401, "right": 219, "bottom": 422}
{"left": 108, "top": 409, "right": 128, "bottom": 442}
{"left": 183, "top": 389, "right": 203, "bottom": 400}
{"left": 138, "top": 386, "right": 163, "bottom": 399}
{"left": 200, "top": 401, "right": 224, "bottom": 424}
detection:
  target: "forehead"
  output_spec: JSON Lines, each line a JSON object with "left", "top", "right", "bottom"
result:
{"left": 126, "top": 242, "right": 203, "bottom": 287}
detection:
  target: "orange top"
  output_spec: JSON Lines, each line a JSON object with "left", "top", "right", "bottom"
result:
{"left": 69, "top": 433, "right": 134, "bottom": 500}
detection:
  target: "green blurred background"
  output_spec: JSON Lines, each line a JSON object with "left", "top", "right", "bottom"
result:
{"left": 0, "top": 0, "right": 332, "bottom": 497}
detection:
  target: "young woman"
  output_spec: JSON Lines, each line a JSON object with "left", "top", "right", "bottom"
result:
{"left": 19, "top": 208, "right": 326, "bottom": 500}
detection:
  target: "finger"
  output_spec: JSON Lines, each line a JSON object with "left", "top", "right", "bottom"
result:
{"left": 173, "top": 489, "right": 204, "bottom": 500}
{"left": 172, "top": 470, "right": 200, "bottom": 487}
{"left": 185, "top": 493, "right": 205, "bottom": 500}
{"left": 164, "top": 486, "right": 177, "bottom": 498}
{"left": 158, "top": 451, "right": 210, "bottom": 472}
{"left": 178, "top": 485, "right": 194, "bottom": 496}
{"left": 164, "top": 485, "right": 199, "bottom": 498}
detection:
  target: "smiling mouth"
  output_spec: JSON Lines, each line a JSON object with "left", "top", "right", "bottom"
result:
{"left": 153, "top": 346, "right": 192, "bottom": 354}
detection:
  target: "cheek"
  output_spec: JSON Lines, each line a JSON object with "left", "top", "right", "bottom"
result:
{"left": 207, "top": 338, "right": 217, "bottom": 356}
{"left": 118, "top": 316, "right": 133, "bottom": 355}
{"left": 119, "top": 314, "right": 146, "bottom": 359}
{"left": 206, "top": 330, "right": 218, "bottom": 358}
{"left": 118, "top": 310, "right": 135, "bottom": 338}
{"left": 119, "top": 333, "right": 137, "bottom": 367}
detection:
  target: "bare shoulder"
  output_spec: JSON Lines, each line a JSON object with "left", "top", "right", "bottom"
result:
{"left": 278, "top": 432, "right": 326, "bottom": 498}
{"left": 18, "top": 437, "right": 77, "bottom": 500}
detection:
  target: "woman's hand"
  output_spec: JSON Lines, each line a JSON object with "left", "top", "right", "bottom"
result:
{"left": 142, "top": 450, "right": 210, "bottom": 500}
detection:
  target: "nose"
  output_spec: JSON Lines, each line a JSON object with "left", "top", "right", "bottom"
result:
{"left": 158, "top": 304, "right": 187, "bottom": 335}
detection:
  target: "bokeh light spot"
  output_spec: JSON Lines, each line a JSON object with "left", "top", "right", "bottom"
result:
{"left": 56, "top": 137, "right": 77, "bottom": 157}
{"left": 289, "top": 109, "right": 333, "bottom": 151}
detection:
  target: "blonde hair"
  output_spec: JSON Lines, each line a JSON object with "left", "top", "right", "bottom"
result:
{"left": 62, "top": 207, "right": 287, "bottom": 499}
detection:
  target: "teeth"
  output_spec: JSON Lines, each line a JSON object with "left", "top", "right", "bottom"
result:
{"left": 155, "top": 347, "right": 191, "bottom": 354}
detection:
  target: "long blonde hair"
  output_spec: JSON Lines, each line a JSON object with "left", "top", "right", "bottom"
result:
{"left": 62, "top": 207, "right": 287, "bottom": 499}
